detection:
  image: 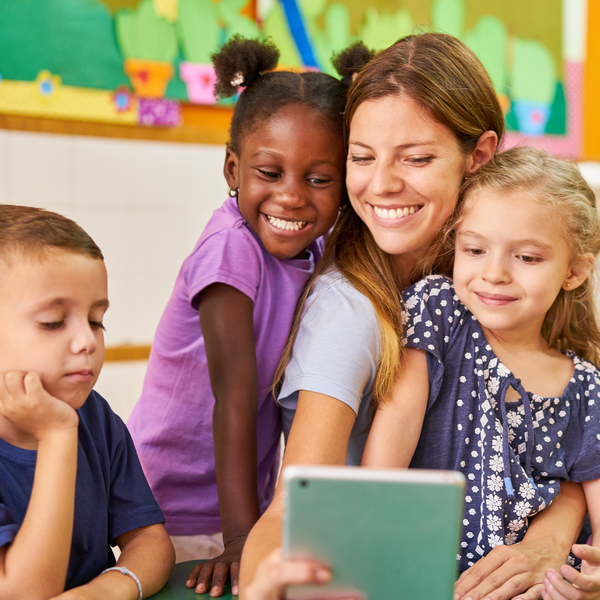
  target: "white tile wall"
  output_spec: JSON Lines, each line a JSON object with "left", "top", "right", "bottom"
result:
{"left": 0, "top": 129, "right": 226, "bottom": 420}
{"left": 3, "top": 128, "right": 600, "bottom": 421}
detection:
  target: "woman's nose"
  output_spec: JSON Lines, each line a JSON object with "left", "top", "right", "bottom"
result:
{"left": 370, "top": 162, "right": 404, "bottom": 196}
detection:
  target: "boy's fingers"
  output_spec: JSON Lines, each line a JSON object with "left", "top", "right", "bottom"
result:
{"left": 2, "top": 370, "right": 27, "bottom": 398}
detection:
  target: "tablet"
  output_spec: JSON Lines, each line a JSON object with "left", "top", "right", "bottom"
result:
{"left": 283, "top": 465, "right": 465, "bottom": 600}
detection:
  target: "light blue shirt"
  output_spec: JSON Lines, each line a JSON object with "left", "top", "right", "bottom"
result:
{"left": 278, "top": 270, "right": 380, "bottom": 465}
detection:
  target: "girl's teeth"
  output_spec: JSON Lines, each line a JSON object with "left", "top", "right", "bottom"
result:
{"left": 374, "top": 205, "right": 419, "bottom": 219}
{"left": 266, "top": 215, "right": 307, "bottom": 231}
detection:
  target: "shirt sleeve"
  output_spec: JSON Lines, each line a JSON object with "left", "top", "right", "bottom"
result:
{"left": 0, "top": 504, "right": 18, "bottom": 548}
{"left": 401, "top": 275, "right": 467, "bottom": 408}
{"left": 278, "top": 274, "right": 380, "bottom": 415}
{"left": 107, "top": 413, "right": 165, "bottom": 543}
{"left": 566, "top": 360, "right": 600, "bottom": 482}
{"left": 184, "top": 224, "right": 263, "bottom": 310}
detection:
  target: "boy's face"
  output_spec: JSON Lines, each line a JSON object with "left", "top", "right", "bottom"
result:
{"left": 0, "top": 249, "right": 108, "bottom": 410}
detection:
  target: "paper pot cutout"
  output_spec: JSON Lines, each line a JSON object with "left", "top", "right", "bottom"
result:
{"left": 124, "top": 58, "right": 173, "bottom": 98}
{"left": 179, "top": 62, "right": 217, "bottom": 104}
{"left": 513, "top": 100, "right": 551, "bottom": 136}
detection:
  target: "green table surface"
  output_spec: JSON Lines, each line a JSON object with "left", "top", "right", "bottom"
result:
{"left": 149, "top": 561, "right": 233, "bottom": 599}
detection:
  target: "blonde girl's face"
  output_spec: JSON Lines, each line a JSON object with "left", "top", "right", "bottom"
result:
{"left": 453, "top": 190, "right": 583, "bottom": 343}
{"left": 347, "top": 95, "right": 480, "bottom": 276}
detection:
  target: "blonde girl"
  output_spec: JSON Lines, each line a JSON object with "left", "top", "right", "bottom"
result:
{"left": 363, "top": 146, "right": 600, "bottom": 596}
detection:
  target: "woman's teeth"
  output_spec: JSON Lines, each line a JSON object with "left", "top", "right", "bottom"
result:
{"left": 266, "top": 215, "right": 307, "bottom": 231}
{"left": 373, "top": 205, "right": 418, "bottom": 219}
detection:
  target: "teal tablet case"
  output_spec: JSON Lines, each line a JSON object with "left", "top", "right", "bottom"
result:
{"left": 283, "top": 466, "right": 465, "bottom": 600}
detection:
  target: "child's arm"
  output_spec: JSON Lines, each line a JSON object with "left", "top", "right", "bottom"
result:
{"left": 187, "top": 283, "right": 261, "bottom": 597}
{"left": 50, "top": 524, "right": 175, "bottom": 600}
{"left": 456, "top": 481, "right": 586, "bottom": 600}
{"left": 361, "top": 348, "right": 429, "bottom": 468}
{"left": 0, "top": 371, "right": 79, "bottom": 600}
{"left": 540, "top": 478, "right": 600, "bottom": 600}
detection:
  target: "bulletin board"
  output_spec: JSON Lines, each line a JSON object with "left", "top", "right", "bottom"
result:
{"left": 0, "top": 0, "right": 595, "bottom": 158}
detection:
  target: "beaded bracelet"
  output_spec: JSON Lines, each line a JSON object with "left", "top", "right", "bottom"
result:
{"left": 101, "top": 566, "right": 143, "bottom": 600}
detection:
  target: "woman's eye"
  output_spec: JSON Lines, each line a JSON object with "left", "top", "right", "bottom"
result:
{"left": 40, "top": 321, "right": 64, "bottom": 330}
{"left": 90, "top": 321, "right": 106, "bottom": 331}
{"left": 348, "top": 154, "right": 372, "bottom": 163}
{"left": 407, "top": 156, "right": 434, "bottom": 165}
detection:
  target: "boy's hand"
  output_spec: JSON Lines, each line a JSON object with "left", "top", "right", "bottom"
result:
{"left": 542, "top": 545, "right": 600, "bottom": 600}
{"left": 0, "top": 371, "right": 79, "bottom": 439}
{"left": 186, "top": 536, "right": 246, "bottom": 596}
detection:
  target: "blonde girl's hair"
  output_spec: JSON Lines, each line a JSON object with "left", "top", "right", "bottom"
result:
{"left": 432, "top": 145, "right": 600, "bottom": 364}
{"left": 274, "top": 33, "right": 505, "bottom": 407}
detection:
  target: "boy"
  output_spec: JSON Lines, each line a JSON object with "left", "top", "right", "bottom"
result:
{"left": 0, "top": 206, "right": 174, "bottom": 599}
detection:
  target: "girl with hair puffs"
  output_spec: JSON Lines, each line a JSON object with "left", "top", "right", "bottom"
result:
{"left": 128, "top": 36, "right": 366, "bottom": 597}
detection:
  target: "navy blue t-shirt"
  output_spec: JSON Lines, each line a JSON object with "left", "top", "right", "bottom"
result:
{"left": 0, "top": 390, "right": 164, "bottom": 589}
{"left": 402, "top": 276, "right": 600, "bottom": 571}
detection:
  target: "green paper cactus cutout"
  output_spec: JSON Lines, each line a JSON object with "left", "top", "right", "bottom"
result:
{"left": 312, "top": 3, "right": 351, "bottom": 75}
{"left": 216, "top": 0, "right": 260, "bottom": 42}
{"left": 116, "top": 0, "right": 178, "bottom": 61}
{"left": 431, "top": 0, "right": 465, "bottom": 39}
{"left": 360, "top": 7, "right": 413, "bottom": 52}
{"left": 510, "top": 38, "right": 556, "bottom": 104}
{"left": 176, "top": 0, "right": 220, "bottom": 63}
{"left": 464, "top": 16, "right": 508, "bottom": 95}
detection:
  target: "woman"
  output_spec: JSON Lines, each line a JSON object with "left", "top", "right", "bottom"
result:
{"left": 240, "top": 33, "right": 586, "bottom": 600}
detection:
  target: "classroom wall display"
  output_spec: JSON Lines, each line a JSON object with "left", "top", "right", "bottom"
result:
{"left": 0, "top": 0, "right": 590, "bottom": 157}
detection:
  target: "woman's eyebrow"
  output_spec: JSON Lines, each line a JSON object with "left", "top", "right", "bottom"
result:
{"left": 348, "top": 140, "right": 437, "bottom": 150}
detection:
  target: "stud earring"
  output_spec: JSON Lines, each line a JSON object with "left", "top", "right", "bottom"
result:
{"left": 228, "top": 187, "right": 238, "bottom": 198}
{"left": 565, "top": 283, "right": 571, "bottom": 289}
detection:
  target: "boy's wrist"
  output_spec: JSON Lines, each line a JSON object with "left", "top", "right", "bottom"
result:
{"left": 94, "top": 568, "right": 141, "bottom": 600}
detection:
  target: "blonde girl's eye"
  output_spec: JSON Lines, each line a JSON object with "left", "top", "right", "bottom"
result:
{"left": 518, "top": 255, "right": 541, "bottom": 264}
{"left": 89, "top": 321, "right": 106, "bottom": 331}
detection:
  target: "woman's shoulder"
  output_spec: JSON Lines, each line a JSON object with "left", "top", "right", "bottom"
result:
{"left": 307, "top": 269, "right": 378, "bottom": 318}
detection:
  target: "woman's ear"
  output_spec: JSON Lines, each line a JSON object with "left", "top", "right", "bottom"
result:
{"left": 223, "top": 146, "right": 240, "bottom": 190}
{"left": 465, "top": 130, "right": 498, "bottom": 176}
{"left": 563, "top": 253, "right": 595, "bottom": 291}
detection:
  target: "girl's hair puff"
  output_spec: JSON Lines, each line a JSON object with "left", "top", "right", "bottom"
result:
{"left": 277, "top": 33, "right": 504, "bottom": 408}
{"left": 212, "top": 36, "right": 368, "bottom": 153}
{"left": 436, "top": 146, "right": 600, "bottom": 364}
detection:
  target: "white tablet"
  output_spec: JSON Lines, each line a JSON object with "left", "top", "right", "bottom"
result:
{"left": 283, "top": 465, "right": 465, "bottom": 600}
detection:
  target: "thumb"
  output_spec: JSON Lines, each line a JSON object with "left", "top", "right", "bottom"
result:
{"left": 572, "top": 544, "right": 600, "bottom": 567}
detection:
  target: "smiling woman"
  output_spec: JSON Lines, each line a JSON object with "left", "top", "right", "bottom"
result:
{"left": 240, "top": 33, "right": 588, "bottom": 600}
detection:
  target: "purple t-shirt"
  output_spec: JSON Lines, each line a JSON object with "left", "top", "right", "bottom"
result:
{"left": 128, "top": 197, "right": 323, "bottom": 535}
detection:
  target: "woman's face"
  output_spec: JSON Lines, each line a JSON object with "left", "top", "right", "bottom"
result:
{"left": 347, "top": 95, "right": 475, "bottom": 276}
